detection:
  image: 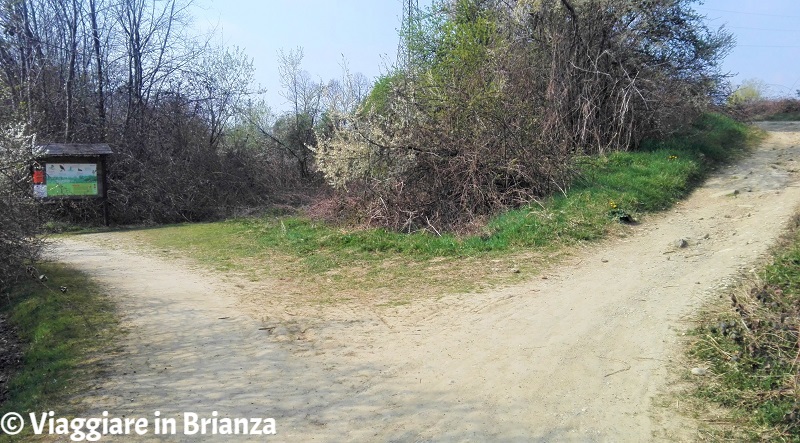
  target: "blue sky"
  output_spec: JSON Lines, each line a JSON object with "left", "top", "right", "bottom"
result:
{"left": 698, "top": 0, "right": 800, "bottom": 97}
{"left": 191, "top": 0, "right": 422, "bottom": 112}
{"left": 191, "top": 0, "right": 800, "bottom": 113}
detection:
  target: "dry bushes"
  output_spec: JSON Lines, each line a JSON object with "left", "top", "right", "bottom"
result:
{"left": 317, "top": 0, "right": 733, "bottom": 232}
{"left": 0, "top": 126, "right": 42, "bottom": 294}
{"left": 732, "top": 98, "right": 800, "bottom": 122}
{"left": 0, "top": 0, "right": 316, "bottom": 226}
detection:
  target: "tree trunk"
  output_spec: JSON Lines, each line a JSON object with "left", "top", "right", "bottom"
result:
{"left": 89, "top": 0, "right": 107, "bottom": 140}
{"left": 63, "top": 0, "right": 79, "bottom": 142}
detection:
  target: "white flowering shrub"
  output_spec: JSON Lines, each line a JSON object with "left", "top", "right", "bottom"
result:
{"left": 315, "top": 110, "right": 416, "bottom": 191}
{"left": 0, "top": 124, "right": 42, "bottom": 293}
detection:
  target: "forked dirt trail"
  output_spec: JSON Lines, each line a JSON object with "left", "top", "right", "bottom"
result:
{"left": 51, "top": 122, "right": 800, "bottom": 441}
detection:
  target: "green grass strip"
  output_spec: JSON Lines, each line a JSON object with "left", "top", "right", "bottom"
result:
{"left": 136, "top": 113, "right": 756, "bottom": 273}
{"left": 690, "top": 215, "right": 800, "bottom": 442}
{"left": 0, "top": 263, "right": 117, "bottom": 442}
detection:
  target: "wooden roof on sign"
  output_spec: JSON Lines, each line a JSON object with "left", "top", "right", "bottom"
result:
{"left": 35, "top": 143, "right": 113, "bottom": 157}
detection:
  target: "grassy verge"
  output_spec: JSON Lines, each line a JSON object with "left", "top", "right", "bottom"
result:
{"left": 0, "top": 263, "right": 117, "bottom": 442}
{"left": 687, "top": 214, "right": 800, "bottom": 442}
{"left": 113, "top": 113, "right": 758, "bottom": 303}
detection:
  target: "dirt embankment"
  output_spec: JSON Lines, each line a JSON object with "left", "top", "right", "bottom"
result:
{"left": 49, "top": 121, "right": 800, "bottom": 441}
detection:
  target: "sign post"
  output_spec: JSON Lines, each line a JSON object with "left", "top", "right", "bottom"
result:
{"left": 33, "top": 143, "right": 113, "bottom": 226}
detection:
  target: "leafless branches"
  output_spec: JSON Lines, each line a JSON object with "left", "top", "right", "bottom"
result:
{"left": 0, "top": 124, "right": 41, "bottom": 294}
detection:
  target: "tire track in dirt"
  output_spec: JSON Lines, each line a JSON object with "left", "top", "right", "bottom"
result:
{"left": 50, "top": 121, "right": 800, "bottom": 441}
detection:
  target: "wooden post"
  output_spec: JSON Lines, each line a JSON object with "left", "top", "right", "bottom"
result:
{"left": 101, "top": 155, "right": 109, "bottom": 226}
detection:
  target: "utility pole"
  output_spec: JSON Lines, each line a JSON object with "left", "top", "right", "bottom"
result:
{"left": 397, "top": 0, "right": 420, "bottom": 121}
{"left": 397, "top": 0, "right": 419, "bottom": 72}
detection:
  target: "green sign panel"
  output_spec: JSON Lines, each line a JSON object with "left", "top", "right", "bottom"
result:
{"left": 41, "top": 163, "right": 99, "bottom": 197}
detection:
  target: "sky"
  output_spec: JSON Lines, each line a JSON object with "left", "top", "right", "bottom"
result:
{"left": 190, "top": 0, "right": 427, "bottom": 112}
{"left": 191, "top": 0, "right": 800, "bottom": 113}
{"left": 697, "top": 0, "right": 800, "bottom": 97}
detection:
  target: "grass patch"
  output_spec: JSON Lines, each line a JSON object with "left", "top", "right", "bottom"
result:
{"left": 109, "top": 113, "right": 757, "bottom": 302}
{"left": 0, "top": 263, "right": 117, "bottom": 442}
{"left": 688, "top": 215, "right": 800, "bottom": 442}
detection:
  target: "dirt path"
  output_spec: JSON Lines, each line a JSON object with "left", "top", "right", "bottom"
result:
{"left": 50, "top": 121, "right": 800, "bottom": 441}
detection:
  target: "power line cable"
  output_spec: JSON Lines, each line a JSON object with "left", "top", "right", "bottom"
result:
{"left": 736, "top": 44, "right": 800, "bottom": 48}
{"left": 790, "top": 77, "right": 800, "bottom": 93}
{"left": 696, "top": 7, "right": 800, "bottom": 19}
{"left": 729, "top": 26, "right": 800, "bottom": 32}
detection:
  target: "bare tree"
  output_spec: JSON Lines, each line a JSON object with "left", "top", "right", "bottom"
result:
{"left": 325, "top": 56, "right": 370, "bottom": 117}
{"left": 271, "top": 47, "right": 325, "bottom": 178}
{"left": 115, "top": 0, "right": 194, "bottom": 137}
{"left": 88, "top": 0, "right": 107, "bottom": 139}
{"left": 188, "top": 45, "right": 255, "bottom": 149}
{"left": 62, "top": 0, "right": 80, "bottom": 141}
{"left": 278, "top": 47, "right": 324, "bottom": 123}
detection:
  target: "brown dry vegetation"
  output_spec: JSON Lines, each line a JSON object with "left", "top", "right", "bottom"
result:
{"left": 732, "top": 98, "right": 800, "bottom": 122}
{"left": 317, "top": 0, "right": 733, "bottom": 232}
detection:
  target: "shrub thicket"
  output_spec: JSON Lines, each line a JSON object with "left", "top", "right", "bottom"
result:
{"left": 317, "top": 0, "right": 734, "bottom": 232}
{"left": 731, "top": 98, "right": 800, "bottom": 122}
{"left": 0, "top": 125, "right": 42, "bottom": 294}
{"left": 0, "top": 1, "right": 318, "bottom": 226}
